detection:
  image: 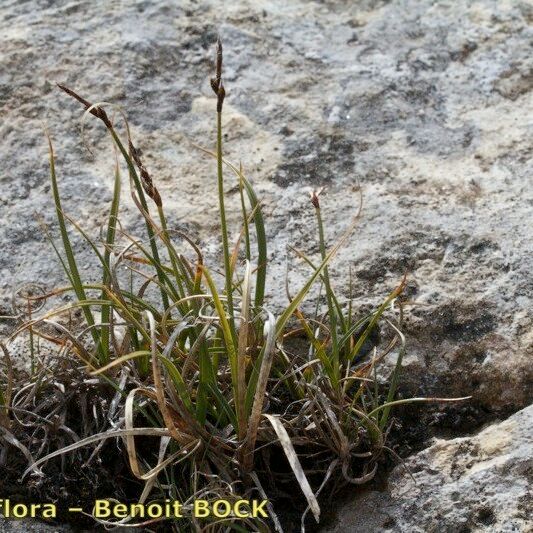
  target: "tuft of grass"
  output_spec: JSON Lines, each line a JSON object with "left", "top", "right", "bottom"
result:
{"left": 1, "top": 39, "right": 470, "bottom": 532}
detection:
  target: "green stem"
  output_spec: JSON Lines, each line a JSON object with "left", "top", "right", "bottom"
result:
{"left": 109, "top": 129, "right": 170, "bottom": 311}
{"left": 239, "top": 175, "right": 251, "bottom": 261}
{"left": 100, "top": 162, "right": 121, "bottom": 363}
{"left": 315, "top": 205, "right": 340, "bottom": 389}
{"left": 157, "top": 206, "right": 188, "bottom": 300}
{"left": 216, "top": 112, "right": 236, "bottom": 337}
{"left": 48, "top": 137, "right": 101, "bottom": 357}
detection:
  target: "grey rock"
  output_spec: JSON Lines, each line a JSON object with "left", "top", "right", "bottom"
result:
{"left": 0, "top": 517, "right": 69, "bottom": 532}
{"left": 322, "top": 404, "right": 533, "bottom": 532}
{"left": 1, "top": 0, "right": 531, "bottom": 412}
{"left": 0, "top": 0, "right": 531, "bottom": 529}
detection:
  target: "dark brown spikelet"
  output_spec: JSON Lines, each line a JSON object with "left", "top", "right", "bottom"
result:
{"left": 310, "top": 190, "right": 321, "bottom": 209}
{"left": 217, "top": 83, "right": 226, "bottom": 113}
{"left": 128, "top": 140, "right": 162, "bottom": 207}
{"left": 57, "top": 84, "right": 162, "bottom": 208}
{"left": 215, "top": 37, "right": 223, "bottom": 89}
{"left": 57, "top": 84, "right": 112, "bottom": 129}
{"left": 210, "top": 37, "right": 225, "bottom": 112}
{"left": 216, "top": 38, "right": 223, "bottom": 80}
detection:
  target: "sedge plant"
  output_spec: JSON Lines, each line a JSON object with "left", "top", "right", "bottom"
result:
{"left": 2, "top": 39, "right": 469, "bottom": 532}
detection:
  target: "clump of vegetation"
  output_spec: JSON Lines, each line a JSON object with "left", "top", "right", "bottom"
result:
{"left": 0, "top": 40, "right": 466, "bottom": 531}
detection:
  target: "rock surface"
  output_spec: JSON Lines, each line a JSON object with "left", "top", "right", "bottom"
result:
{"left": 0, "top": 518, "right": 69, "bottom": 533}
{"left": 1, "top": 0, "right": 531, "bottom": 410}
{"left": 322, "top": 403, "right": 533, "bottom": 533}
{"left": 0, "top": 0, "right": 531, "bottom": 530}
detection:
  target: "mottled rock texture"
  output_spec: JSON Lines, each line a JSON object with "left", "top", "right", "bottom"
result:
{"left": 0, "top": 0, "right": 531, "bottom": 530}
{"left": 0, "top": 518, "right": 69, "bottom": 533}
{"left": 322, "top": 404, "right": 533, "bottom": 533}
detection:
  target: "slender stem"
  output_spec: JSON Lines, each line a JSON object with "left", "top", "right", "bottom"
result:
{"left": 315, "top": 205, "right": 340, "bottom": 389}
{"left": 157, "top": 205, "right": 187, "bottom": 301}
{"left": 216, "top": 111, "right": 236, "bottom": 335}
{"left": 48, "top": 137, "right": 102, "bottom": 357}
{"left": 109, "top": 129, "right": 170, "bottom": 311}
{"left": 27, "top": 300, "right": 35, "bottom": 376}
{"left": 239, "top": 175, "right": 251, "bottom": 261}
{"left": 100, "top": 162, "right": 120, "bottom": 363}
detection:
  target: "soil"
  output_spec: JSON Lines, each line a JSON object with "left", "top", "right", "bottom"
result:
{"left": 1, "top": 373, "right": 498, "bottom": 533}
